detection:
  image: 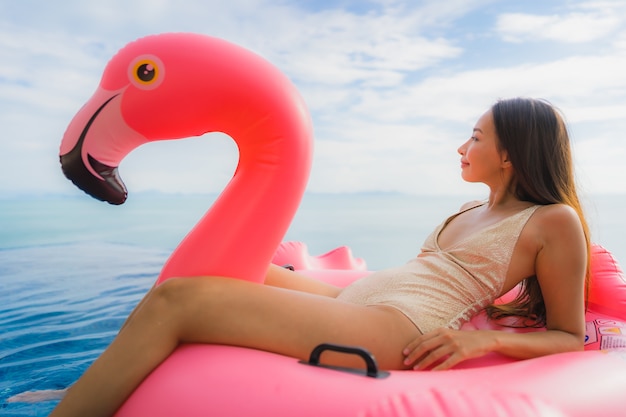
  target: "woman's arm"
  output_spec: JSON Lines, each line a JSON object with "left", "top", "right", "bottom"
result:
{"left": 403, "top": 204, "right": 587, "bottom": 370}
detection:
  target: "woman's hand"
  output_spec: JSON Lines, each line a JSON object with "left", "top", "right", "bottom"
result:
{"left": 402, "top": 328, "right": 497, "bottom": 370}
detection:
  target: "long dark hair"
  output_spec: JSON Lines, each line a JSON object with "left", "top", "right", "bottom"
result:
{"left": 485, "top": 97, "right": 591, "bottom": 326}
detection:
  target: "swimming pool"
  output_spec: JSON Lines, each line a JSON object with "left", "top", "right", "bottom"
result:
{"left": 0, "top": 243, "right": 161, "bottom": 416}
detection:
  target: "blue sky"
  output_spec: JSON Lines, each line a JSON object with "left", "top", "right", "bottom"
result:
{"left": 1, "top": 0, "right": 625, "bottom": 197}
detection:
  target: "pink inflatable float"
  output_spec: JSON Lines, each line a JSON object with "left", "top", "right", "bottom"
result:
{"left": 60, "top": 33, "right": 626, "bottom": 417}
{"left": 60, "top": 32, "right": 312, "bottom": 284}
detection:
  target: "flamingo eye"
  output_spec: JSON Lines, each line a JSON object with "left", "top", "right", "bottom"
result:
{"left": 136, "top": 62, "right": 156, "bottom": 82}
{"left": 129, "top": 55, "right": 164, "bottom": 89}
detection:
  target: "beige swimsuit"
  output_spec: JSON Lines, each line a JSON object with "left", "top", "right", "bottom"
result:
{"left": 336, "top": 203, "right": 540, "bottom": 334}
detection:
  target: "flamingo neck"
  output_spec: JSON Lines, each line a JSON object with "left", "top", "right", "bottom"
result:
{"left": 157, "top": 111, "right": 313, "bottom": 284}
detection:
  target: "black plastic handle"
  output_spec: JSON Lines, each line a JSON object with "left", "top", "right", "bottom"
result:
{"left": 301, "top": 343, "right": 389, "bottom": 378}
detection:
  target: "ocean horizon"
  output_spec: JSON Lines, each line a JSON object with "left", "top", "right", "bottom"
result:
{"left": 1, "top": 192, "right": 625, "bottom": 270}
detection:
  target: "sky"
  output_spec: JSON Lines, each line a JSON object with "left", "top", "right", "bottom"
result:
{"left": 1, "top": 0, "right": 626, "bottom": 197}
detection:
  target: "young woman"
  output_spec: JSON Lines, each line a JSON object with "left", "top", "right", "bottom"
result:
{"left": 50, "top": 97, "right": 589, "bottom": 417}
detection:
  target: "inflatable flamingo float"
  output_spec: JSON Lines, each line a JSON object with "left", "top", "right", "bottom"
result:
{"left": 60, "top": 33, "right": 313, "bottom": 284}
{"left": 60, "top": 33, "right": 626, "bottom": 416}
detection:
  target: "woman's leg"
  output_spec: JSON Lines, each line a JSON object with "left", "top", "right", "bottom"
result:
{"left": 50, "top": 276, "right": 419, "bottom": 417}
{"left": 119, "top": 263, "right": 340, "bottom": 333}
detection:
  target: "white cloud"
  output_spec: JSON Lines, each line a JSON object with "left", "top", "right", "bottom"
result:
{"left": 335, "top": 53, "right": 626, "bottom": 127}
{"left": 495, "top": 1, "right": 624, "bottom": 44}
{"left": 241, "top": 5, "right": 465, "bottom": 89}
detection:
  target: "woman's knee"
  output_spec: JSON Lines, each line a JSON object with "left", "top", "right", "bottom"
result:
{"left": 148, "top": 277, "right": 225, "bottom": 317}
{"left": 146, "top": 277, "right": 232, "bottom": 341}
{"left": 141, "top": 278, "right": 198, "bottom": 321}
{"left": 151, "top": 278, "right": 191, "bottom": 303}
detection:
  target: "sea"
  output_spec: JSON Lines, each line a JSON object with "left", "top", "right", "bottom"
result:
{"left": 1, "top": 192, "right": 624, "bottom": 416}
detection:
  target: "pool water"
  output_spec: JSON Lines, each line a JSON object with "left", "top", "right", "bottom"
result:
{"left": 0, "top": 243, "right": 162, "bottom": 416}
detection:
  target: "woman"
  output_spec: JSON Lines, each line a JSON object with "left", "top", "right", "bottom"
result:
{"left": 50, "top": 97, "right": 589, "bottom": 417}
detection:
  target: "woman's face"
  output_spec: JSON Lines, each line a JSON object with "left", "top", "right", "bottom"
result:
{"left": 457, "top": 110, "right": 509, "bottom": 185}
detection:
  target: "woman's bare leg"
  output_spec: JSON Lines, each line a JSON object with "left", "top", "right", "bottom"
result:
{"left": 119, "top": 263, "right": 339, "bottom": 333}
{"left": 50, "top": 276, "right": 419, "bottom": 417}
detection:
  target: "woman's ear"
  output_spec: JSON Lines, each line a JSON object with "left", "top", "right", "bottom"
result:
{"left": 501, "top": 152, "right": 512, "bottom": 168}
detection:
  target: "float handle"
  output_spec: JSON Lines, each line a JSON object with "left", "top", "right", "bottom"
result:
{"left": 301, "top": 343, "right": 390, "bottom": 379}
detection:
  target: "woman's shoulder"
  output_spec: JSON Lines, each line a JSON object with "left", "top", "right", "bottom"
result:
{"left": 532, "top": 203, "right": 580, "bottom": 224}
{"left": 529, "top": 203, "right": 584, "bottom": 243}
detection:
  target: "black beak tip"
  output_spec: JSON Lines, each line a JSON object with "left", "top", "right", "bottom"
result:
{"left": 60, "top": 152, "right": 128, "bottom": 205}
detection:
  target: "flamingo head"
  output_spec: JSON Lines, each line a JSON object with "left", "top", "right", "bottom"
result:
{"left": 60, "top": 33, "right": 311, "bottom": 205}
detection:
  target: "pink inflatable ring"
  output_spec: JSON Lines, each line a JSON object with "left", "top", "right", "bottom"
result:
{"left": 59, "top": 33, "right": 626, "bottom": 417}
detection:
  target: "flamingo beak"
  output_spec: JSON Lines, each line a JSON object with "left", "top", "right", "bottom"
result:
{"left": 59, "top": 96, "right": 128, "bottom": 205}
{"left": 60, "top": 150, "right": 127, "bottom": 205}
